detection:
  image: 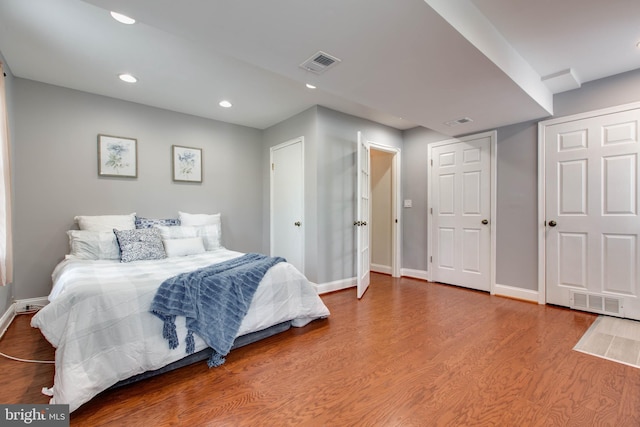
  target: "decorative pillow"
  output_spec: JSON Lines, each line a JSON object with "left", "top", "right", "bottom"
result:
{"left": 67, "top": 230, "right": 120, "bottom": 260}
{"left": 163, "top": 237, "right": 206, "bottom": 257}
{"left": 113, "top": 228, "right": 166, "bottom": 263}
{"left": 155, "top": 225, "right": 198, "bottom": 240}
{"left": 135, "top": 216, "right": 180, "bottom": 229}
{"left": 75, "top": 213, "right": 136, "bottom": 232}
{"left": 178, "top": 211, "right": 221, "bottom": 226}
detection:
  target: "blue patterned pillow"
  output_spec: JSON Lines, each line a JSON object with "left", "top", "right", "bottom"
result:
{"left": 114, "top": 228, "right": 166, "bottom": 263}
{"left": 135, "top": 216, "right": 180, "bottom": 229}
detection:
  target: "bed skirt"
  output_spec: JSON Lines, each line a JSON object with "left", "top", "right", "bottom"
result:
{"left": 110, "top": 321, "right": 292, "bottom": 389}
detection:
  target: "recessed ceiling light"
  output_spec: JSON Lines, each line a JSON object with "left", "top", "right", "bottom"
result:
{"left": 110, "top": 11, "right": 136, "bottom": 25}
{"left": 118, "top": 73, "right": 137, "bottom": 83}
{"left": 219, "top": 100, "right": 232, "bottom": 108}
{"left": 305, "top": 83, "right": 317, "bottom": 89}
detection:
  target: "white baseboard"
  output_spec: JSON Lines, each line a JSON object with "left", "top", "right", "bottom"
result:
{"left": 316, "top": 277, "right": 356, "bottom": 294}
{"left": 494, "top": 283, "right": 539, "bottom": 303}
{"left": 15, "top": 297, "right": 49, "bottom": 313}
{"left": 0, "top": 302, "right": 16, "bottom": 340}
{"left": 371, "top": 263, "right": 392, "bottom": 275}
{"left": 401, "top": 268, "right": 429, "bottom": 281}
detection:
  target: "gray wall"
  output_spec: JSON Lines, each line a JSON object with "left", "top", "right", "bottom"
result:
{"left": 261, "top": 106, "right": 319, "bottom": 282}
{"left": 401, "top": 126, "right": 448, "bottom": 272}
{"left": 262, "top": 105, "right": 402, "bottom": 284}
{"left": 316, "top": 106, "right": 402, "bottom": 284}
{"left": 9, "top": 67, "right": 640, "bottom": 302}
{"left": 13, "top": 79, "right": 263, "bottom": 299}
{"left": 494, "top": 120, "right": 539, "bottom": 290}
{"left": 0, "top": 53, "right": 14, "bottom": 315}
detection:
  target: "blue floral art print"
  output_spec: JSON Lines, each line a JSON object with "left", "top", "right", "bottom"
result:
{"left": 178, "top": 150, "right": 196, "bottom": 177}
{"left": 98, "top": 135, "right": 137, "bottom": 177}
{"left": 106, "top": 142, "right": 129, "bottom": 172}
{"left": 173, "top": 145, "right": 202, "bottom": 182}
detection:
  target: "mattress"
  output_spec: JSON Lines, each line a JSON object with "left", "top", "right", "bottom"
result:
{"left": 31, "top": 249, "right": 330, "bottom": 412}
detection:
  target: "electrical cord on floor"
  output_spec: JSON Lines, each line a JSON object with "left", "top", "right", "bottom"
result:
{"left": 0, "top": 351, "right": 54, "bottom": 364}
{"left": 0, "top": 304, "right": 54, "bottom": 363}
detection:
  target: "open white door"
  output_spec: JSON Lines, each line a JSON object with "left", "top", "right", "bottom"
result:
{"left": 356, "top": 131, "right": 371, "bottom": 298}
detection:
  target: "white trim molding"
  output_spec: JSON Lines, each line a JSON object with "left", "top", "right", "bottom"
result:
{"left": 494, "top": 283, "right": 539, "bottom": 304}
{"left": 371, "top": 263, "right": 392, "bottom": 275}
{"left": 0, "top": 303, "right": 16, "bottom": 340}
{"left": 316, "top": 277, "right": 356, "bottom": 295}
{"left": 368, "top": 141, "right": 402, "bottom": 278}
{"left": 401, "top": 268, "right": 429, "bottom": 281}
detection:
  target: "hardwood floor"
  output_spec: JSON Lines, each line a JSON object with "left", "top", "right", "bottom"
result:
{"left": 2, "top": 273, "right": 640, "bottom": 426}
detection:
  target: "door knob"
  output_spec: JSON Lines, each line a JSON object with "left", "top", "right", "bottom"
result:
{"left": 548, "top": 220, "right": 557, "bottom": 227}
{"left": 481, "top": 219, "right": 488, "bottom": 225}
{"left": 294, "top": 221, "right": 301, "bottom": 227}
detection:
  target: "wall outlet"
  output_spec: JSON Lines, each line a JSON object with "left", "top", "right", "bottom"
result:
{"left": 403, "top": 199, "right": 412, "bottom": 208}
{"left": 14, "top": 297, "right": 49, "bottom": 314}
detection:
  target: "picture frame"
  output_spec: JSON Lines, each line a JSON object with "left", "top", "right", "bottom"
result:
{"left": 98, "top": 134, "right": 138, "bottom": 178}
{"left": 172, "top": 145, "right": 202, "bottom": 183}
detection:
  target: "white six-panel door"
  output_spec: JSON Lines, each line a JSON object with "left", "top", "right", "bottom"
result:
{"left": 270, "top": 138, "right": 304, "bottom": 273}
{"left": 431, "top": 134, "right": 491, "bottom": 292}
{"left": 544, "top": 107, "right": 640, "bottom": 319}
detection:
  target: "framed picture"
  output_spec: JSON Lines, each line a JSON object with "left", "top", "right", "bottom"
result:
{"left": 172, "top": 145, "right": 202, "bottom": 183}
{"left": 98, "top": 134, "right": 138, "bottom": 178}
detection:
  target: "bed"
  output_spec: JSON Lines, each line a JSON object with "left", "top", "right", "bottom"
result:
{"left": 30, "top": 213, "right": 330, "bottom": 413}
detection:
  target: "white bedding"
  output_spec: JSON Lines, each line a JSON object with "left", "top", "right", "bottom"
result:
{"left": 31, "top": 249, "right": 330, "bottom": 412}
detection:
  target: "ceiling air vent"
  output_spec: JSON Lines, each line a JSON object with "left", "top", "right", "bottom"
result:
{"left": 299, "top": 51, "right": 341, "bottom": 74}
{"left": 445, "top": 117, "right": 473, "bottom": 127}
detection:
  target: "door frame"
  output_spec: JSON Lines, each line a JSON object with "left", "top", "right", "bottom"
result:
{"left": 368, "top": 141, "right": 402, "bottom": 278}
{"left": 427, "top": 130, "right": 497, "bottom": 294}
{"left": 270, "top": 136, "right": 305, "bottom": 273}
{"left": 537, "top": 101, "right": 640, "bottom": 305}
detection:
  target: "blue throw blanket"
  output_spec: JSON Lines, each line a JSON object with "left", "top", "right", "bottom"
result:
{"left": 150, "top": 253, "right": 285, "bottom": 367}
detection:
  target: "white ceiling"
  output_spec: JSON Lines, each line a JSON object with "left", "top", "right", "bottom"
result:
{"left": 0, "top": 0, "right": 638, "bottom": 135}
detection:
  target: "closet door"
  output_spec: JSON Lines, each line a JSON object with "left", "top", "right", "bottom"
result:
{"left": 431, "top": 134, "right": 491, "bottom": 292}
{"left": 544, "top": 107, "right": 640, "bottom": 319}
{"left": 270, "top": 137, "right": 304, "bottom": 273}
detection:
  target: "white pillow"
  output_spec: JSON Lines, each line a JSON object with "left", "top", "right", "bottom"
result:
{"left": 75, "top": 213, "right": 136, "bottom": 232}
{"left": 67, "top": 230, "right": 120, "bottom": 260}
{"left": 178, "top": 211, "right": 221, "bottom": 226}
{"left": 157, "top": 224, "right": 221, "bottom": 251}
{"left": 194, "top": 224, "right": 222, "bottom": 251}
{"left": 163, "top": 237, "right": 206, "bottom": 257}
{"left": 155, "top": 225, "right": 198, "bottom": 240}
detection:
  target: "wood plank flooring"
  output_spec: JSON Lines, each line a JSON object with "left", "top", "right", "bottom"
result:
{"left": 1, "top": 273, "right": 640, "bottom": 426}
